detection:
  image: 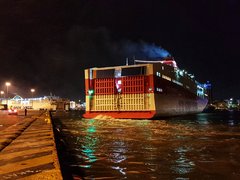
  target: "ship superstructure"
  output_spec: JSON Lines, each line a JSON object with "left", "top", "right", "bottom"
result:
{"left": 83, "top": 58, "right": 208, "bottom": 119}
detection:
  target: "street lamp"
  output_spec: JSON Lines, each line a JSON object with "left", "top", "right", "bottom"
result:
{"left": 5, "top": 82, "right": 11, "bottom": 98}
{"left": 0, "top": 91, "right": 4, "bottom": 98}
{"left": 30, "top": 88, "right": 35, "bottom": 108}
{"left": 5, "top": 82, "right": 11, "bottom": 107}
{"left": 31, "top": 88, "right": 35, "bottom": 97}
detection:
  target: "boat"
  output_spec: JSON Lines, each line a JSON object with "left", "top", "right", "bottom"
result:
{"left": 83, "top": 57, "right": 208, "bottom": 119}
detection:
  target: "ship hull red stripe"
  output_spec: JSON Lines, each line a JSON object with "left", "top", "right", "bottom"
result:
{"left": 83, "top": 111, "right": 156, "bottom": 119}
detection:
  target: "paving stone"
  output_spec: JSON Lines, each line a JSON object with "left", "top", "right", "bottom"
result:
{"left": 0, "top": 111, "right": 62, "bottom": 179}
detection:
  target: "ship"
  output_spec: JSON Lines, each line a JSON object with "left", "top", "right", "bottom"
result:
{"left": 83, "top": 57, "right": 208, "bottom": 119}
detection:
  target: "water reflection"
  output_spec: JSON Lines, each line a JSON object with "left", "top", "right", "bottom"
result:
{"left": 112, "top": 166, "right": 126, "bottom": 175}
{"left": 80, "top": 119, "right": 98, "bottom": 166}
{"left": 196, "top": 113, "right": 209, "bottom": 125}
{"left": 110, "top": 141, "right": 127, "bottom": 164}
{"left": 109, "top": 142, "right": 127, "bottom": 176}
{"left": 172, "top": 146, "right": 195, "bottom": 175}
{"left": 53, "top": 112, "right": 240, "bottom": 179}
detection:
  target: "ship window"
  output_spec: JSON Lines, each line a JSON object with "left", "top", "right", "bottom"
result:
{"left": 179, "top": 70, "right": 184, "bottom": 76}
{"left": 156, "top": 72, "right": 161, "bottom": 77}
{"left": 122, "top": 66, "right": 145, "bottom": 76}
{"left": 96, "top": 69, "right": 115, "bottom": 78}
{"left": 162, "top": 75, "right": 171, "bottom": 81}
{"left": 172, "top": 79, "right": 183, "bottom": 86}
{"left": 115, "top": 68, "right": 122, "bottom": 78}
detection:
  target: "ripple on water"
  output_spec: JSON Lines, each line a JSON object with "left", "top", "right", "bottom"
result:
{"left": 54, "top": 112, "right": 240, "bottom": 179}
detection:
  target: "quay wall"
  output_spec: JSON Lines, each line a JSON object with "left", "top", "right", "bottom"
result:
{"left": 0, "top": 110, "right": 63, "bottom": 179}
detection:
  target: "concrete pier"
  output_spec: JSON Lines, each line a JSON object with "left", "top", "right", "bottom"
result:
{"left": 0, "top": 110, "right": 62, "bottom": 179}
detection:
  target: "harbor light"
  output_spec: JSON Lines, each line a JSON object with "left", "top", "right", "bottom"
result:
{"left": 0, "top": 91, "right": 4, "bottom": 98}
{"left": 88, "top": 89, "right": 94, "bottom": 95}
{"left": 5, "top": 82, "right": 11, "bottom": 86}
{"left": 31, "top": 88, "right": 35, "bottom": 94}
{"left": 30, "top": 88, "right": 35, "bottom": 108}
{"left": 5, "top": 82, "right": 11, "bottom": 98}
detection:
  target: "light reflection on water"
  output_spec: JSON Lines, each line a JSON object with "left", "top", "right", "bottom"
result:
{"left": 53, "top": 112, "right": 240, "bottom": 179}
{"left": 172, "top": 146, "right": 195, "bottom": 175}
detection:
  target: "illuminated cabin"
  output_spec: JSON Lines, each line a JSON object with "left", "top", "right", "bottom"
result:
{"left": 83, "top": 58, "right": 208, "bottom": 119}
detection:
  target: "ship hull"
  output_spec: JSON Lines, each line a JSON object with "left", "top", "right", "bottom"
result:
{"left": 83, "top": 61, "right": 208, "bottom": 119}
{"left": 154, "top": 94, "right": 208, "bottom": 117}
{"left": 83, "top": 95, "right": 207, "bottom": 119}
{"left": 84, "top": 111, "right": 156, "bottom": 119}
{"left": 153, "top": 77, "right": 208, "bottom": 117}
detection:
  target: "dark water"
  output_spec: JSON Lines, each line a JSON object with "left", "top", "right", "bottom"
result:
{"left": 52, "top": 111, "right": 240, "bottom": 179}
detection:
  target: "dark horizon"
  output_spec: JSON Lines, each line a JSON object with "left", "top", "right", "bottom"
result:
{"left": 1, "top": 0, "right": 240, "bottom": 101}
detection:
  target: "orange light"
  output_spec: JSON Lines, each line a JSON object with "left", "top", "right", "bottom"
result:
{"left": 5, "top": 82, "right": 11, "bottom": 86}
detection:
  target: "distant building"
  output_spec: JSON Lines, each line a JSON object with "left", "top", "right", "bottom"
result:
{"left": 212, "top": 100, "right": 228, "bottom": 110}
{"left": 211, "top": 98, "right": 240, "bottom": 111}
{"left": 69, "top": 101, "right": 86, "bottom": 110}
{"left": 226, "top": 98, "right": 239, "bottom": 110}
{"left": 0, "top": 95, "right": 70, "bottom": 111}
{"left": 70, "top": 101, "right": 76, "bottom": 110}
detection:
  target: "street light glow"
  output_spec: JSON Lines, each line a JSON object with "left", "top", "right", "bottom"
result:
{"left": 5, "top": 82, "right": 11, "bottom": 99}
{"left": 5, "top": 82, "right": 11, "bottom": 87}
{"left": 30, "top": 88, "right": 35, "bottom": 109}
{"left": 0, "top": 91, "right": 4, "bottom": 98}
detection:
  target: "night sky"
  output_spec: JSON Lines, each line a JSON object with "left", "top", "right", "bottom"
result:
{"left": 0, "top": 0, "right": 240, "bottom": 101}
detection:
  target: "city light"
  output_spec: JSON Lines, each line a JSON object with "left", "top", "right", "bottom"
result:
{"left": 30, "top": 88, "right": 35, "bottom": 108}
{"left": 31, "top": 89, "right": 35, "bottom": 93}
{"left": 0, "top": 91, "right": 4, "bottom": 98}
{"left": 88, "top": 89, "right": 94, "bottom": 95}
{"left": 5, "top": 82, "right": 11, "bottom": 86}
{"left": 5, "top": 82, "right": 11, "bottom": 98}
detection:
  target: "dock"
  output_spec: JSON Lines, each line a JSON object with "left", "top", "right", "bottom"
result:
{"left": 0, "top": 110, "right": 62, "bottom": 179}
